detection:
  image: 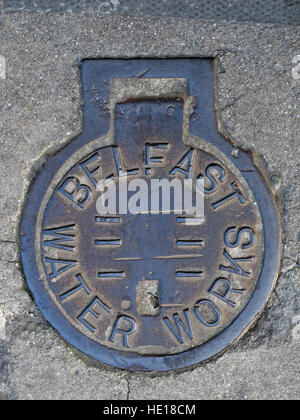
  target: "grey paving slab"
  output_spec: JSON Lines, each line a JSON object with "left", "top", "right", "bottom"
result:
{"left": 0, "top": 2, "right": 299, "bottom": 399}
{"left": 3, "top": 0, "right": 300, "bottom": 25}
{"left": 127, "top": 342, "right": 300, "bottom": 400}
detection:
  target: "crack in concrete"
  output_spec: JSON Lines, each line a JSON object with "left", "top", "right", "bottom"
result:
{"left": 0, "top": 337, "right": 16, "bottom": 400}
{"left": 125, "top": 375, "right": 131, "bottom": 401}
{"left": 0, "top": 258, "right": 18, "bottom": 264}
{"left": 220, "top": 94, "right": 245, "bottom": 111}
{"left": 280, "top": 257, "right": 299, "bottom": 275}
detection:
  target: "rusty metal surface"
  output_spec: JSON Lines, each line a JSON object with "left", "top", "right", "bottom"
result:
{"left": 20, "top": 59, "right": 281, "bottom": 371}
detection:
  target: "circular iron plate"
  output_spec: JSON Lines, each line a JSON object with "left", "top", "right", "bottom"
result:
{"left": 20, "top": 59, "right": 281, "bottom": 371}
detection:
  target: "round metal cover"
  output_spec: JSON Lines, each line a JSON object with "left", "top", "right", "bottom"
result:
{"left": 20, "top": 59, "right": 281, "bottom": 371}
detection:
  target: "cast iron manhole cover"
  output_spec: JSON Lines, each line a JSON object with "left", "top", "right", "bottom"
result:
{"left": 20, "top": 59, "right": 281, "bottom": 371}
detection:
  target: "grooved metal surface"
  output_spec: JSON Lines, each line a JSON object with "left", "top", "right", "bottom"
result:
{"left": 3, "top": 0, "right": 300, "bottom": 25}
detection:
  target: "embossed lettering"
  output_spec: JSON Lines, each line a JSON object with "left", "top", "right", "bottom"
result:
{"left": 77, "top": 297, "right": 111, "bottom": 333}
{"left": 220, "top": 250, "right": 254, "bottom": 277}
{"left": 109, "top": 315, "right": 137, "bottom": 348}
{"left": 45, "top": 257, "right": 77, "bottom": 281}
{"left": 209, "top": 278, "right": 244, "bottom": 308}
{"left": 80, "top": 153, "right": 101, "bottom": 188}
{"left": 58, "top": 177, "right": 92, "bottom": 209}
{"left": 224, "top": 227, "right": 255, "bottom": 249}
{"left": 194, "top": 300, "right": 221, "bottom": 327}
{"left": 145, "top": 143, "right": 169, "bottom": 175}
{"left": 197, "top": 164, "right": 226, "bottom": 194}
{"left": 112, "top": 146, "right": 139, "bottom": 177}
{"left": 163, "top": 310, "right": 195, "bottom": 344}
{"left": 170, "top": 149, "right": 194, "bottom": 179}
{"left": 212, "top": 181, "right": 246, "bottom": 210}
{"left": 60, "top": 273, "right": 91, "bottom": 301}
{"left": 43, "top": 224, "right": 76, "bottom": 252}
